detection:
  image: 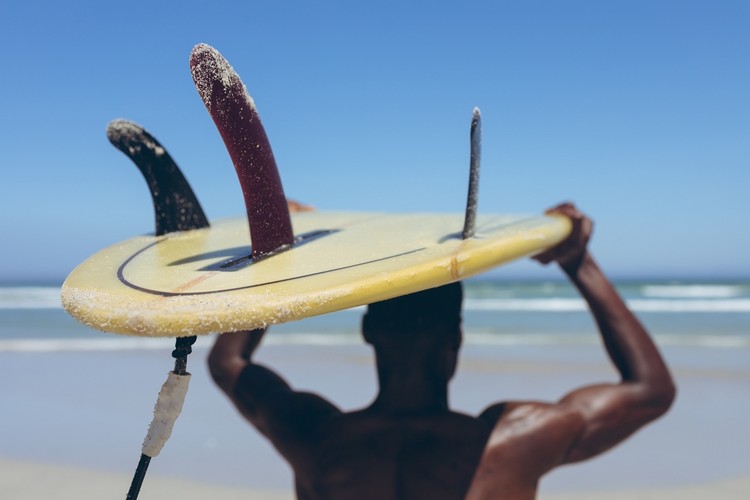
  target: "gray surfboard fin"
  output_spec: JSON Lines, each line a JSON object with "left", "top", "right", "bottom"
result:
{"left": 462, "top": 107, "right": 482, "bottom": 239}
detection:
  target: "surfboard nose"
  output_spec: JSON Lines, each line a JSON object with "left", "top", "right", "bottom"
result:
{"left": 190, "top": 43, "right": 294, "bottom": 260}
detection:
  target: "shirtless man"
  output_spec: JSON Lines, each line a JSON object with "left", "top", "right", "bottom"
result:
{"left": 208, "top": 203, "right": 676, "bottom": 499}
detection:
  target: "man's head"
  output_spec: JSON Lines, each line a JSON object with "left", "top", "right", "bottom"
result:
{"left": 362, "top": 282, "right": 464, "bottom": 383}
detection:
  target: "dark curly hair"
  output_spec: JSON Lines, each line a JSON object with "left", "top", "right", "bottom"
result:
{"left": 364, "top": 282, "right": 463, "bottom": 338}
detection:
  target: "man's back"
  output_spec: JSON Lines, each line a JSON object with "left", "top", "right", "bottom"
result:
{"left": 291, "top": 401, "right": 588, "bottom": 500}
{"left": 292, "top": 410, "right": 493, "bottom": 500}
{"left": 208, "top": 204, "right": 675, "bottom": 500}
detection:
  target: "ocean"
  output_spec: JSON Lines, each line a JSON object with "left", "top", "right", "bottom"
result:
{"left": 1, "top": 279, "right": 748, "bottom": 352}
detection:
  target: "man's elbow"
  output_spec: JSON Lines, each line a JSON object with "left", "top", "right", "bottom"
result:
{"left": 207, "top": 351, "right": 241, "bottom": 393}
{"left": 642, "top": 377, "right": 677, "bottom": 421}
{"left": 659, "top": 378, "right": 677, "bottom": 414}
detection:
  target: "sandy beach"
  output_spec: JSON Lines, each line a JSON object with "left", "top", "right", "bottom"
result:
{"left": 2, "top": 341, "right": 749, "bottom": 499}
{"left": 2, "top": 459, "right": 749, "bottom": 500}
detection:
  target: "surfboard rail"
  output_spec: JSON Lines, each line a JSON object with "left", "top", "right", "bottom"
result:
{"left": 62, "top": 211, "right": 571, "bottom": 337}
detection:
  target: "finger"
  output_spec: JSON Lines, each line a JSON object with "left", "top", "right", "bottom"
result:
{"left": 580, "top": 217, "right": 594, "bottom": 243}
{"left": 533, "top": 250, "right": 555, "bottom": 265}
{"left": 545, "top": 202, "right": 572, "bottom": 216}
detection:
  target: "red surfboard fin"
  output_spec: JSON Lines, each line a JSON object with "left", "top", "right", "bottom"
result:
{"left": 190, "top": 44, "right": 294, "bottom": 259}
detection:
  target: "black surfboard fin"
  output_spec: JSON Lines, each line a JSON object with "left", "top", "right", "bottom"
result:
{"left": 190, "top": 43, "right": 294, "bottom": 260}
{"left": 106, "top": 119, "right": 210, "bottom": 236}
{"left": 462, "top": 108, "right": 482, "bottom": 239}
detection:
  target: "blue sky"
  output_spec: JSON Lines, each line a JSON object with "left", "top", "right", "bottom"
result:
{"left": 0, "top": 1, "right": 748, "bottom": 282}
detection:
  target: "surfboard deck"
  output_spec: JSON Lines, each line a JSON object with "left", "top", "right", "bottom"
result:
{"left": 61, "top": 211, "right": 570, "bottom": 338}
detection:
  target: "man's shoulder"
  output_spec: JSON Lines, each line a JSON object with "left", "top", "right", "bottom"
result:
{"left": 480, "top": 400, "right": 584, "bottom": 432}
{"left": 477, "top": 400, "right": 585, "bottom": 472}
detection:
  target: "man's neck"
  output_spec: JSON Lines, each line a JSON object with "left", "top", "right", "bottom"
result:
{"left": 370, "top": 376, "right": 449, "bottom": 415}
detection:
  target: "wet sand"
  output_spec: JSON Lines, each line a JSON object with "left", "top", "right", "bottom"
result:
{"left": 1, "top": 342, "right": 748, "bottom": 498}
{"left": 2, "top": 459, "right": 749, "bottom": 500}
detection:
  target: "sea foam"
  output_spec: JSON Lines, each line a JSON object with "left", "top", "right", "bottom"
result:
{"left": 0, "top": 287, "right": 62, "bottom": 309}
{"left": 464, "top": 298, "right": 750, "bottom": 313}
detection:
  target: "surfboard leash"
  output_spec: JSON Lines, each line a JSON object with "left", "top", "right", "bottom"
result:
{"left": 126, "top": 335, "right": 197, "bottom": 500}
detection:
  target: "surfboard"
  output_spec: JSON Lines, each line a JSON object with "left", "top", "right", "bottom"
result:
{"left": 62, "top": 43, "right": 572, "bottom": 339}
{"left": 61, "top": 211, "right": 570, "bottom": 337}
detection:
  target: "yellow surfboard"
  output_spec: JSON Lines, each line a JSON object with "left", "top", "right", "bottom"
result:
{"left": 62, "top": 211, "right": 570, "bottom": 337}
{"left": 63, "top": 44, "right": 572, "bottom": 339}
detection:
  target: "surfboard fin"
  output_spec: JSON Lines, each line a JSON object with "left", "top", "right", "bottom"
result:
{"left": 462, "top": 108, "right": 482, "bottom": 239}
{"left": 190, "top": 43, "right": 295, "bottom": 260}
{"left": 106, "top": 120, "right": 210, "bottom": 236}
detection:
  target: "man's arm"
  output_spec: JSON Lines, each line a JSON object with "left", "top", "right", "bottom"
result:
{"left": 208, "top": 330, "right": 341, "bottom": 455}
{"left": 537, "top": 203, "right": 676, "bottom": 463}
{"left": 479, "top": 204, "right": 675, "bottom": 459}
{"left": 207, "top": 329, "right": 265, "bottom": 396}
